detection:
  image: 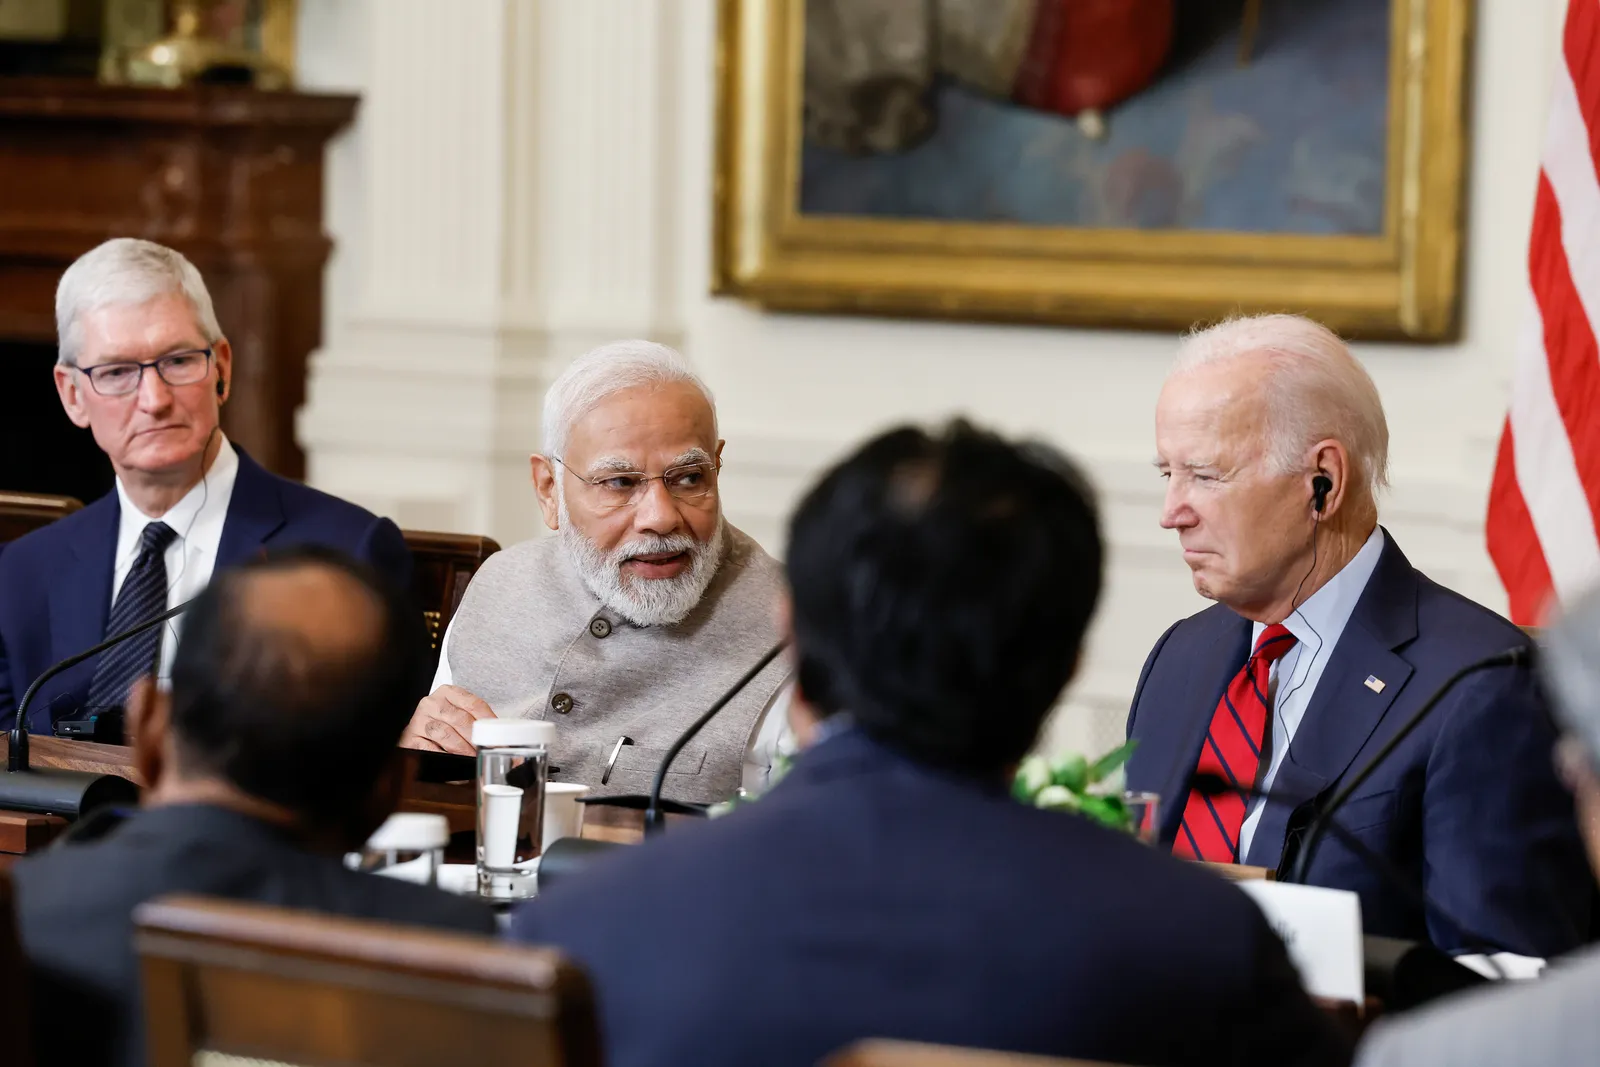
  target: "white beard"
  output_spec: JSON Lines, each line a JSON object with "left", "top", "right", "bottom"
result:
{"left": 559, "top": 492, "right": 726, "bottom": 627}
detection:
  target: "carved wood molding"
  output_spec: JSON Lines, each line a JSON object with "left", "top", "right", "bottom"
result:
{"left": 0, "top": 77, "right": 358, "bottom": 480}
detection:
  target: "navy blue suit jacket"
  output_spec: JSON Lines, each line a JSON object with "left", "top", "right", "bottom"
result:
{"left": 511, "top": 729, "right": 1349, "bottom": 1067}
{"left": 0, "top": 449, "right": 412, "bottom": 730}
{"left": 1127, "top": 529, "right": 1591, "bottom": 957}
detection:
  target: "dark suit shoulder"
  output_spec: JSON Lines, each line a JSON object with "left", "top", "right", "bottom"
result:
{"left": 523, "top": 750, "right": 1270, "bottom": 950}
{"left": 230, "top": 454, "right": 411, "bottom": 589}
{"left": 246, "top": 462, "right": 391, "bottom": 534}
{"left": 1143, "top": 600, "right": 1242, "bottom": 657}
{"left": 14, "top": 807, "right": 496, "bottom": 940}
{"left": 1410, "top": 571, "right": 1529, "bottom": 654}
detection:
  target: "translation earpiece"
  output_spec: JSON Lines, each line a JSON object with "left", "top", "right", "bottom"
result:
{"left": 1312, "top": 473, "right": 1333, "bottom": 514}
{"left": 215, "top": 377, "right": 226, "bottom": 400}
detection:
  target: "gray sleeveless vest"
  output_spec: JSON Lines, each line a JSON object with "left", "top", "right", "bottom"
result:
{"left": 441, "top": 524, "right": 789, "bottom": 804}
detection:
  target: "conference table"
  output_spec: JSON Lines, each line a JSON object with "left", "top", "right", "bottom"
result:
{"left": 1, "top": 734, "right": 1492, "bottom": 1035}
{"left": 0, "top": 734, "right": 667, "bottom": 864}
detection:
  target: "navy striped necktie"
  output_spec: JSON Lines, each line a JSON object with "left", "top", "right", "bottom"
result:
{"left": 85, "top": 521, "right": 179, "bottom": 711}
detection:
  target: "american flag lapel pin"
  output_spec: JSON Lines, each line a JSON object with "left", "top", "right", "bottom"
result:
{"left": 1364, "top": 675, "right": 1386, "bottom": 694}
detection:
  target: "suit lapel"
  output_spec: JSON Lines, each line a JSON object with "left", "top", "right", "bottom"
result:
{"left": 1244, "top": 530, "right": 1418, "bottom": 869}
{"left": 1152, "top": 612, "right": 1251, "bottom": 843}
{"left": 216, "top": 448, "right": 286, "bottom": 566}
{"left": 40, "top": 494, "right": 119, "bottom": 725}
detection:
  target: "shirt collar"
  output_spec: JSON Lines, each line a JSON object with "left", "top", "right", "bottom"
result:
{"left": 114, "top": 434, "right": 238, "bottom": 538}
{"left": 1253, "top": 525, "right": 1386, "bottom": 649}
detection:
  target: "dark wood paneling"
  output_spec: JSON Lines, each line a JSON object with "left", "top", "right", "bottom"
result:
{"left": 0, "top": 78, "right": 358, "bottom": 480}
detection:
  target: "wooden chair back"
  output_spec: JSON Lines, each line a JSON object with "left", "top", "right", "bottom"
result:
{"left": 135, "top": 895, "right": 601, "bottom": 1067}
{"left": 402, "top": 529, "right": 502, "bottom": 664}
{"left": 0, "top": 492, "right": 83, "bottom": 544}
{"left": 826, "top": 1041, "right": 1120, "bottom": 1067}
{"left": 0, "top": 869, "right": 34, "bottom": 1067}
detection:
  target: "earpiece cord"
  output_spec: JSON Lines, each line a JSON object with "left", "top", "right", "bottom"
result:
{"left": 1252, "top": 481, "right": 1328, "bottom": 818}
{"left": 159, "top": 423, "right": 219, "bottom": 675}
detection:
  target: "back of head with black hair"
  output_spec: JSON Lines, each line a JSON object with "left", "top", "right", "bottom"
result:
{"left": 167, "top": 544, "right": 430, "bottom": 823}
{"left": 785, "top": 420, "right": 1104, "bottom": 774}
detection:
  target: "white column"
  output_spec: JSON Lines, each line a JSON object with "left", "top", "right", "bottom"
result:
{"left": 298, "top": 0, "right": 682, "bottom": 545}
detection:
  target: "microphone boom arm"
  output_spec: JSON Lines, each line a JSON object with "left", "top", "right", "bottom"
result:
{"left": 1288, "top": 647, "right": 1525, "bottom": 887}
{"left": 8, "top": 598, "right": 194, "bottom": 772}
{"left": 643, "top": 639, "right": 789, "bottom": 835}
{"left": 1194, "top": 771, "right": 1511, "bottom": 976}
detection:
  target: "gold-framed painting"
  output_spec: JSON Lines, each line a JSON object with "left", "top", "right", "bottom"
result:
{"left": 712, "top": 0, "right": 1472, "bottom": 341}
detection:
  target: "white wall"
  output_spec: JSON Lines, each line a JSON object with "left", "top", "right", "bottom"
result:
{"left": 298, "top": 0, "right": 1565, "bottom": 757}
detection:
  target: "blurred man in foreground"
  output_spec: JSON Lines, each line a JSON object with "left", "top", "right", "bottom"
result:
{"left": 14, "top": 547, "right": 494, "bottom": 1067}
{"left": 1354, "top": 589, "right": 1600, "bottom": 1065}
{"left": 510, "top": 421, "right": 1348, "bottom": 1067}
{"left": 1129, "top": 314, "right": 1589, "bottom": 955}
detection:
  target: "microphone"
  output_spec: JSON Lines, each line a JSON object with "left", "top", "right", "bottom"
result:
{"left": 541, "top": 640, "right": 791, "bottom": 888}
{"left": 644, "top": 639, "right": 789, "bottom": 834}
{"left": 1288, "top": 645, "right": 1530, "bottom": 887}
{"left": 1192, "top": 770, "right": 1505, "bottom": 997}
{"left": 8, "top": 597, "right": 193, "bottom": 769}
{"left": 574, "top": 639, "right": 791, "bottom": 839}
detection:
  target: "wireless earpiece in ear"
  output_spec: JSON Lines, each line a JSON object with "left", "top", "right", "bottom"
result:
{"left": 1312, "top": 473, "right": 1333, "bottom": 514}
{"left": 216, "top": 377, "right": 226, "bottom": 400}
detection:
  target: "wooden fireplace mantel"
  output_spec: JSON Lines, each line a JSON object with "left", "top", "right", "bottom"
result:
{"left": 0, "top": 77, "right": 359, "bottom": 480}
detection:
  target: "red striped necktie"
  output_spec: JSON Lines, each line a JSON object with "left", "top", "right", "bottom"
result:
{"left": 1173, "top": 623, "right": 1297, "bottom": 864}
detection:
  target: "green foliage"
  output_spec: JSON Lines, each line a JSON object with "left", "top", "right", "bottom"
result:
{"left": 1012, "top": 741, "right": 1139, "bottom": 834}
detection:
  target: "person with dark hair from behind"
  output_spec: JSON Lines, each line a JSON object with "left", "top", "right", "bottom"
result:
{"left": 509, "top": 420, "right": 1350, "bottom": 1067}
{"left": 13, "top": 546, "right": 495, "bottom": 1067}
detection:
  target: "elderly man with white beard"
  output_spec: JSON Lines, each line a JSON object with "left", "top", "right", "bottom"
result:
{"left": 399, "top": 341, "right": 791, "bottom": 802}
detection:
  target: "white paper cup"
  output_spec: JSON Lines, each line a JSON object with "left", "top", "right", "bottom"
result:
{"left": 543, "top": 782, "right": 590, "bottom": 850}
{"left": 480, "top": 782, "right": 524, "bottom": 869}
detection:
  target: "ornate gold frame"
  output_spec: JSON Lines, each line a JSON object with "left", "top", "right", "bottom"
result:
{"left": 712, "top": 0, "right": 1472, "bottom": 341}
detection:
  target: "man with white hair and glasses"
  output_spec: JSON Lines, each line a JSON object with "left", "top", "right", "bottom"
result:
{"left": 1127, "top": 313, "right": 1591, "bottom": 958}
{"left": 0, "top": 238, "right": 411, "bottom": 735}
{"left": 401, "top": 341, "right": 791, "bottom": 802}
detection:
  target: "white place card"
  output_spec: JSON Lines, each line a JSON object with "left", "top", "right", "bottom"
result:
{"left": 1238, "top": 880, "right": 1364, "bottom": 1002}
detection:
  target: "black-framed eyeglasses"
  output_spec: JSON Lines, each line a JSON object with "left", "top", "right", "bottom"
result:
{"left": 552, "top": 455, "right": 721, "bottom": 510}
{"left": 73, "top": 348, "right": 214, "bottom": 397}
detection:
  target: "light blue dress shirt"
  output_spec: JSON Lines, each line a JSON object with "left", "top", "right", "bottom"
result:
{"left": 1237, "top": 525, "right": 1386, "bottom": 857}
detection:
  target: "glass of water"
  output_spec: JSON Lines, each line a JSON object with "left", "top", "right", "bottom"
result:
{"left": 1123, "top": 791, "right": 1161, "bottom": 844}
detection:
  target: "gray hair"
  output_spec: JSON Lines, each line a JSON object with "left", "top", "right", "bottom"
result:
{"left": 55, "top": 238, "right": 222, "bottom": 366}
{"left": 541, "top": 340, "right": 716, "bottom": 457}
{"left": 1171, "top": 314, "right": 1390, "bottom": 497}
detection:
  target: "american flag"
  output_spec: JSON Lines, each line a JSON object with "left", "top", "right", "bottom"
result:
{"left": 1487, "top": 0, "right": 1600, "bottom": 625}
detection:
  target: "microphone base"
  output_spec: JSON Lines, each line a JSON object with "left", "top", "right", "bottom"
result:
{"left": 1363, "top": 935, "right": 1488, "bottom": 1012}
{"left": 580, "top": 793, "right": 709, "bottom": 839}
{"left": 53, "top": 708, "right": 126, "bottom": 745}
{"left": 0, "top": 768, "right": 140, "bottom": 819}
{"left": 577, "top": 794, "right": 708, "bottom": 816}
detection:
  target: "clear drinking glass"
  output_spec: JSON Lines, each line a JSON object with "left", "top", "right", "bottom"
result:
{"left": 473, "top": 719, "right": 556, "bottom": 901}
{"left": 1123, "top": 791, "right": 1161, "bottom": 844}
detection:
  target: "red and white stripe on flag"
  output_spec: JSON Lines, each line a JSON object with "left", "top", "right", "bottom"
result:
{"left": 1487, "top": 0, "right": 1600, "bottom": 625}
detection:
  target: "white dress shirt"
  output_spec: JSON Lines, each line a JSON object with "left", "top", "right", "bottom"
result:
{"left": 432, "top": 620, "right": 796, "bottom": 793}
{"left": 111, "top": 436, "right": 239, "bottom": 684}
{"left": 1237, "top": 525, "right": 1386, "bottom": 858}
